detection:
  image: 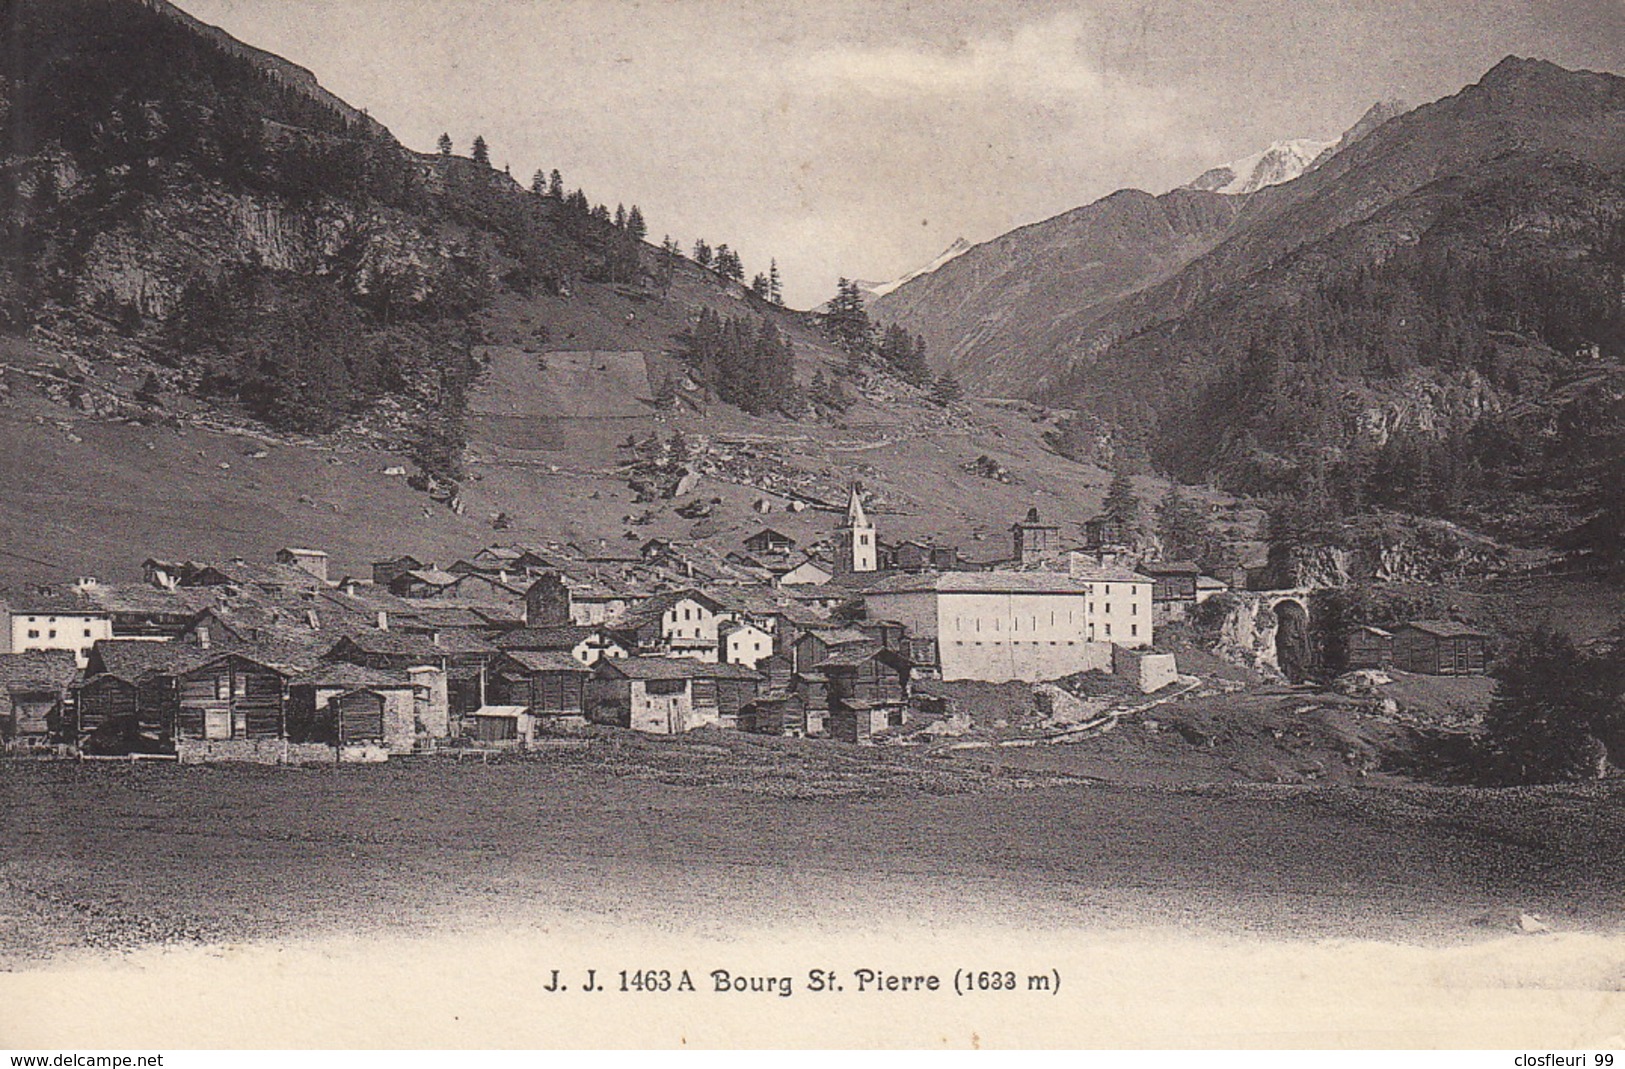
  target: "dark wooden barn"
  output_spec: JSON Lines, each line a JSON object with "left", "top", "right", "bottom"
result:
{"left": 1346, "top": 625, "right": 1395, "bottom": 670}
{"left": 1392, "top": 621, "right": 1490, "bottom": 676}
{"left": 175, "top": 654, "right": 288, "bottom": 741}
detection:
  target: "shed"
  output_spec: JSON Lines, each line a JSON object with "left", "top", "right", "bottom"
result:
{"left": 1392, "top": 621, "right": 1490, "bottom": 676}
{"left": 1346, "top": 625, "right": 1395, "bottom": 670}
{"left": 0, "top": 650, "right": 78, "bottom": 746}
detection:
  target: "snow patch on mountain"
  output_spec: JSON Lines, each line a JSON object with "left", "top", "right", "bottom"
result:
{"left": 1185, "top": 137, "right": 1336, "bottom": 195}
{"left": 860, "top": 238, "right": 973, "bottom": 299}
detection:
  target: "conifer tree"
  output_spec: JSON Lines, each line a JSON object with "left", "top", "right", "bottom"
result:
{"left": 626, "top": 205, "right": 647, "bottom": 243}
{"left": 531, "top": 169, "right": 547, "bottom": 195}
{"left": 471, "top": 136, "right": 490, "bottom": 167}
{"left": 614, "top": 204, "right": 627, "bottom": 229}
{"left": 929, "top": 371, "right": 962, "bottom": 405}
{"left": 437, "top": 132, "right": 452, "bottom": 156}
{"left": 548, "top": 169, "right": 564, "bottom": 198}
{"left": 825, "top": 278, "right": 873, "bottom": 356}
{"left": 750, "top": 273, "right": 770, "bottom": 299}
{"left": 1104, "top": 471, "right": 1141, "bottom": 529}
{"left": 692, "top": 239, "right": 713, "bottom": 268}
{"left": 768, "top": 260, "right": 783, "bottom": 305}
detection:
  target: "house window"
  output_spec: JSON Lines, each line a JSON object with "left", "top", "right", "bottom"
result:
{"left": 859, "top": 534, "right": 869, "bottom": 545}
{"left": 26, "top": 629, "right": 39, "bottom": 639}
{"left": 215, "top": 676, "right": 231, "bottom": 700}
{"left": 1131, "top": 625, "right": 1138, "bottom": 637}
{"left": 1105, "top": 624, "right": 1112, "bottom": 637}
{"left": 84, "top": 629, "right": 92, "bottom": 638}
{"left": 1105, "top": 604, "right": 1112, "bottom": 615}
{"left": 47, "top": 629, "right": 56, "bottom": 639}
{"left": 1131, "top": 603, "right": 1138, "bottom": 615}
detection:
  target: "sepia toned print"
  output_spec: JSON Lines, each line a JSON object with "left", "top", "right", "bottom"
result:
{"left": 1, "top": 0, "right": 1623, "bottom": 1050}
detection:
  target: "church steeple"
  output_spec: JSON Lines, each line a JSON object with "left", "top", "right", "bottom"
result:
{"left": 845, "top": 483, "right": 870, "bottom": 530}
{"left": 835, "top": 482, "right": 877, "bottom": 574}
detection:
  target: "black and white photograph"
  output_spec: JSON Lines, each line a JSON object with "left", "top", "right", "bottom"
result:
{"left": 0, "top": 0, "right": 1623, "bottom": 1052}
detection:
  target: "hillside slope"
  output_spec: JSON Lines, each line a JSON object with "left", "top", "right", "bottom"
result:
{"left": 0, "top": 0, "right": 1246, "bottom": 587}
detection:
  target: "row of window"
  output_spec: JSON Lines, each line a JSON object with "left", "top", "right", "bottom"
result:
{"left": 24, "top": 628, "right": 94, "bottom": 640}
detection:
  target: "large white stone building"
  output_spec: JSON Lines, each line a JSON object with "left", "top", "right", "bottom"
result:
{"left": 5, "top": 598, "right": 113, "bottom": 668}
{"left": 861, "top": 568, "right": 1152, "bottom": 683}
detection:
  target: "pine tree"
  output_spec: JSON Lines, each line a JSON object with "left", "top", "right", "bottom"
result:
{"left": 714, "top": 245, "right": 743, "bottom": 281}
{"left": 471, "top": 135, "right": 490, "bottom": 167}
{"left": 614, "top": 204, "right": 627, "bottom": 229}
{"left": 692, "top": 239, "right": 713, "bottom": 268}
{"left": 626, "top": 205, "right": 647, "bottom": 243}
{"left": 437, "top": 132, "right": 452, "bottom": 156}
{"left": 929, "top": 371, "right": 962, "bottom": 406}
{"left": 768, "top": 260, "right": 783, "bottom": 305}
{"left": 750, "top": 273, "right": 770, "bottom": 299}
{"left": 824, "top": 278, "right": 873, "bottom": 355}
{"left": 657, "top": 236, "right": 681, "bottom": 295}
{"left": 548, "top": 169, "right": 564, "bottom": 198}
{"left": 1157, "top": 485, "right": 1215, "bottom": 564}
{"left": 531, "top": 169, "right": 547, "bottom": 195}
{"left": 1103, "top": 472, "right": 1141, "bottom": 529}
{"left": 1483, "top": 629, "right": 1614, "bottom": 783}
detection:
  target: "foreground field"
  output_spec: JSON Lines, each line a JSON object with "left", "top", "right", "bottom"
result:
{"left": 4, "top": 730, "right": 1624, "bottom": 968}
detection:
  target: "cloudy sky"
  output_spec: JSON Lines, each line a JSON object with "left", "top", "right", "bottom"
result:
{"left": 175, "top": 0, "right": 1624, "bottom": 307}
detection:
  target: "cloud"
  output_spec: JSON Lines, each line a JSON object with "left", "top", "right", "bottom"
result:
{"left": 788, "top": 15, "right": 1119, "bottom": 103}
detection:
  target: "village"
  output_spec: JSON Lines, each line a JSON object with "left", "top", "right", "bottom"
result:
{"left": 0, "top": 483, "right": 1493, "bottom": 765}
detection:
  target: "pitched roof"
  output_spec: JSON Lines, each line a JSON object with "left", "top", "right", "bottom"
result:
{"left": 598, "top": 656, "right": 713, "bottom": 681}
{"left": 88, "top": 639, "right": 218, "bottom": 682}
{"left": 333, "top": 630, "right": 495, "bottom": 657}
{"left": 500, "top": 649, "right": 592, "bottom": 674}
{"left": 800, "top": 627, "right": 872, "bottom": 647}
{"left": 0, "top": 650, "right": 78, "bottom": 692}
{"left": 1139, "top": 560, "right": 1202, "bottom": 576}
{"left": 1402, "top": 619, "right": 1490, "bottom": 639}
{"left": 289, "top": 663, "right": 412, "bottom": 689}
{"left": 496, "top": 625, "right": 602, "bottom": 650}
{"left": 402, "top": 568, "right": 460, "bottom": 587}
{"left": 622, "top": 589, "right": 726, "bottom": 623}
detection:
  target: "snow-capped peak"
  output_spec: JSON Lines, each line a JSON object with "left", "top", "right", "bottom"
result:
{"left": 1184, "top": 137, "right": 1336, "bottom": 196}
{"left": 862, "top": 238, "right": 973, "bottom": 299}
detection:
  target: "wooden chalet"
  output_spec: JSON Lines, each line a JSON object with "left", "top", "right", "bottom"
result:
{"left": 790, "top": 627, "right": 873, "bottom": 672}
{"left": 74, "top": 640, "right": 218, "bottom": 751}
{"left": 1138, "top": 561, "right": 1201, "bottom": 605}
{"left": 743, "top": 528, "right": 797, "bottom": 556}
{"left": 1346, "top": 625, "right": 1395, "bottom": 670}
{"left": 371, "top": 555, "right": 426, "bottom": 588}
{"left": 387, "top": 568, "right": 461, "bottom": 599}
{"left": 488, "top": 649, "right": 594, "bottom": 725}
{"left": 0, "top": 650, "right": 78, "bottom": 748}
{"left": 1392, "top": 621, "right": 1490, "bottom": 676}
{"left": 325, "top": 630, "right": 496, "bottom": 720}
{"left": 173, "top": 653, "right": 289, "bottom": 743}
{"left": 738, "top": 693, "right": 808, "bottom": 737}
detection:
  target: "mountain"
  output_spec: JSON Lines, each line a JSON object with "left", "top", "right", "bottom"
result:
{"left": 857, "top": 238, "right": 972, "bottom": 300}
{"left": 1042, "top": 58, "right": 1625, "bottom": 562}
{"left": 1185, "top": 138, "right": 1336, "bottom": 195}
{"left": 1307, "top": 100, "right": 1412, "bottom": 170}
{"left": 868, "top": 190, "right": 1246, "bottom": 394}
{"left": 868, "top": 100, "right": 1403, "bottom": 395}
